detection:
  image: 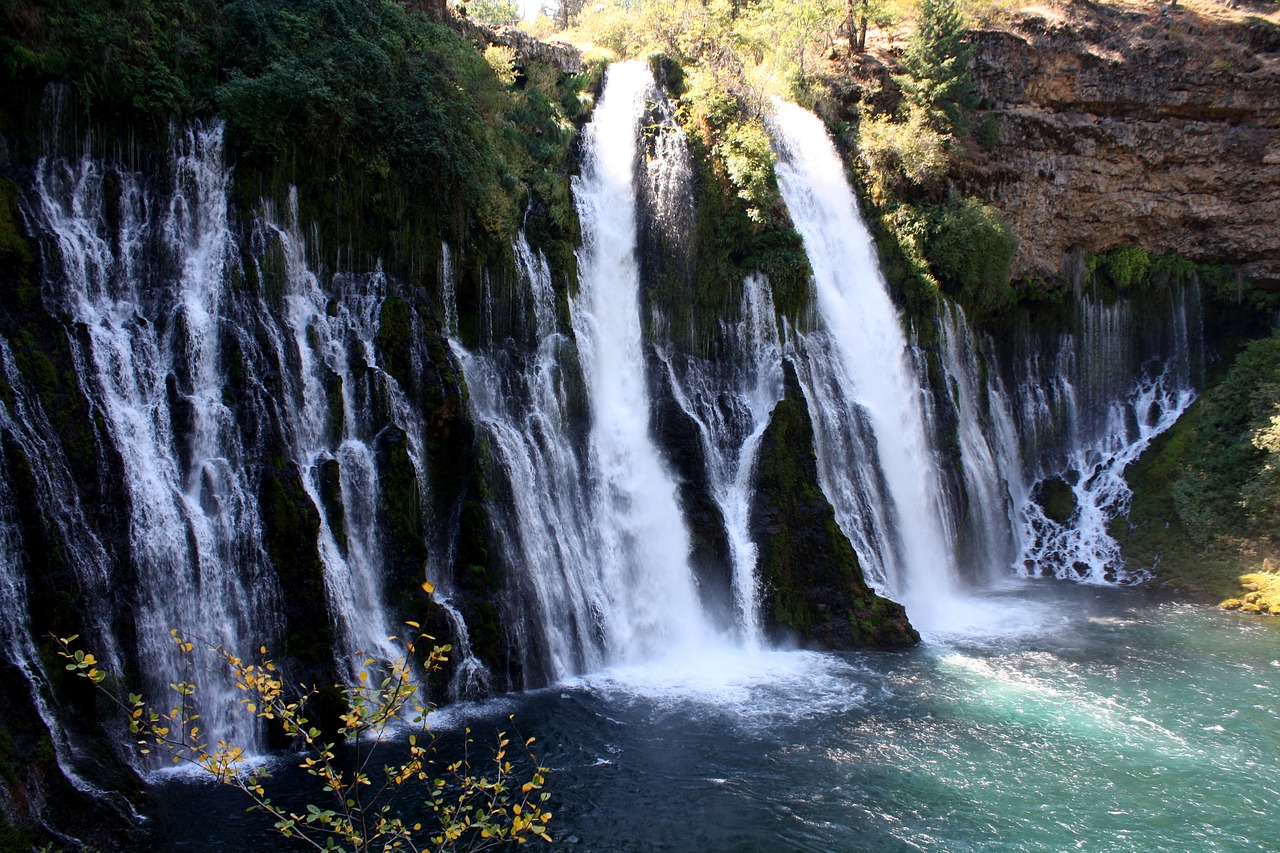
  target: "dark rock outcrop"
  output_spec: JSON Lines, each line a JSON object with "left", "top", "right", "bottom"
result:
{"left": 452, "top": 17, "right": 584, "bottom": 75}
{"left": 750, "top": 363, "right": 919, "bottom": 649}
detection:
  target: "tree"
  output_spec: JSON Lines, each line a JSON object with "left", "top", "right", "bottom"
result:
{"left": 463, "top": 0, "right": 521, "bottom": 27}
{"left": 894, "top": 0, "right": 975, "bottom": 132}
{"left": 55, "top": 621, "right": 552, "bottom": 852}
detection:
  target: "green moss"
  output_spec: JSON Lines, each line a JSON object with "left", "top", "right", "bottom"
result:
{"left": 1221, "top": 563, "right": 1280, "bottom": 615}
{"left": 260, "top": 462, "right": 334, "bottom": 663}
{"left": 1033, "top": 477, "right": 1076, "bottom": 525}
{"left": 658, "top": 68, "right": 811, "bottom": 348}
{"left": 751, "top": 368, "right": 918, "bottom": 648}
{"left": 377, "top": 296, "right": 414, "bottom": 391}
{"left": 1117, "top": 332, "right": 1280, "bottom": 596}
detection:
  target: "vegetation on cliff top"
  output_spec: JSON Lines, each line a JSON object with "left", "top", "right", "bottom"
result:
{"left": 1, "top": 0, "right": 589, "bottom": 272}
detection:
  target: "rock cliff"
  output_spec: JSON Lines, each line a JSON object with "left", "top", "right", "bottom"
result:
{"left": 958, "top": 2, "right": 1280, "bottom": 285}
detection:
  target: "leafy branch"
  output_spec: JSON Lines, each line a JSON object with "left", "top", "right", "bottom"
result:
{"left": 54, "top": 621, "right": 551, "bottom": 852}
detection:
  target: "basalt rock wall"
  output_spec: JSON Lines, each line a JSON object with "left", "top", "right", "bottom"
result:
{"left": 956, "top": 3, "right": 1280, "bottom": 286}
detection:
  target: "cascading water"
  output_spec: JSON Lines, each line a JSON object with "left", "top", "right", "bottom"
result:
{"left": 0, "top": 400, "right": 101, "bottom": 797}
{"left": 458, "top": 62, "right": 717, "bottom": 681}
{"left": 450, "top": 233, "right": 604, "bottom": 682}
{"left": 254, "top": 196, "right": 404, "bottom": 674}
{"left": 1007, "top": 285, "right": 1203, "bottom": 581}
{"left": 770, "top": 101, "right": 960, "bottom": 627}
{"left": 934, "top": 303, "right": 1023, "bottom": 577}
{"left": 569, "top": 61, "right": 711, "bottom": 661}
{"left": 658, "top": 274, "right": 784, "bottom": 647}
{"left": 31, "top": 124, "right": 274, "bottom": 753}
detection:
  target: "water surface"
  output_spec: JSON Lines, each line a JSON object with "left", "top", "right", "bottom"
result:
{"left": 155, "top": 581, "right": 1280, "bottom": 851}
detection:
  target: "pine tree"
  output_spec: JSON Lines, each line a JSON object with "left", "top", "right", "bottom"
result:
{"left": 894, "top": 0, "right": 976, "bottom": 132}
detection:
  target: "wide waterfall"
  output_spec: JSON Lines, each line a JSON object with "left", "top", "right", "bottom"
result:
{"left": 770, "top": 102, "right": 962, "bottom": 628}
{"left": 1003, "top": 285, "right": 1203, "bottom": 582}
{"left": 31, "top": 124, "right": 276, "bottom": 753}
{"left": 0, "top": 64, "right": 1219, "bottom": 845}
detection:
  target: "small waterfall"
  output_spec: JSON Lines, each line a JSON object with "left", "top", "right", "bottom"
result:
{"left": 31, "top": 124, "right": 274, "bottom": 753}
{"left": 770, "top": 102, "right": 959, "bottom": 626}
{"left": 1009, "top": 286, "right": 1202, "bottom": 582}
{"left": 0, "top": 339, "right": 119, "bottom": 671}
{"left": 441, "top": 243, "right": 459, "bottom": 338}
{"left": 935, "top": 304, "right": 1022, "bottom": 576}
{"left": 0, "top": 414, "right": 100, "bottom": 797}
{"left": 658, "top": 274, "right": 784, "bottom": 647}
{"left": 452, "top": 232, "right": 603, "bottom": 681}
{"left": 255, "top": 196, "right": 402, "bottom": 674}
{"left": 570, "top": 61, "right": 710, "bottom": 661}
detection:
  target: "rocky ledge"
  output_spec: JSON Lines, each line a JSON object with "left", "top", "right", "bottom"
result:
{"left": 956, "top": 1, "right": 1280, "bottom": 286}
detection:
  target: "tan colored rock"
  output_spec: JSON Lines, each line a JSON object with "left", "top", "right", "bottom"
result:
{"left": 952, "top": 3, "right": 1280, "bottom": 285}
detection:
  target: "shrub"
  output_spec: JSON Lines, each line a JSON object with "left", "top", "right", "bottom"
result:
{"left": 856, "top": 105, "right": 950, "bottom": 203}
{"left": 56, "top": 623, "right": 552, "bottom": 852}
{"left": 1097, "top": 246, "right": 1151, "bottom": 290}
{"left": 925, "top": 195, "right": 1017, "bottom": 318}
{"left": 1174, "top": 332, "right": 1280, "bottom": 544}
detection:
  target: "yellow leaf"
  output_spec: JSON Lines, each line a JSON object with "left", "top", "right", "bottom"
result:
{"left": 421, "top": 581, "right": 434, "bottom": 595}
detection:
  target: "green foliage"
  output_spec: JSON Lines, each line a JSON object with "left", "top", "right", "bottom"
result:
{"left": 2, "top": 0, "right": 223, "bottom": 117}
{"left": 484, "top": 44, "right": 518, "bottom": 85}
{"left": 1173, "top": 332, "right": 1280, "bottom": 547}
{"left": 925, "top": 195, "right": 1016, "bottom": 318}
{"left": 719, "top": 119, "right": 777, "bottom": 224}
{"left": 856, "top": 105, "right": 949, "bottom": 204}
{"left": 894, "top": 0, "right": 976, "bottom": 133}
{"left": 55, "top": 629, "right": 552, "bottom": 851}
{"left": 464, "top": 0, "right": 520, "bottom": 27}
{"left": 5, "top": 0, "right": 589, "bottom": 264}
{"left": 671, "top": 68, "right": 812, "bottom": 335}
{"left": 1089, "top": 245, "right": 1151, "bottom": 291}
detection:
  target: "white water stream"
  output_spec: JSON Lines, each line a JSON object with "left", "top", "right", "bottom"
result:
{"left": 771, "top": 101, "right": 961, "bottom": 629}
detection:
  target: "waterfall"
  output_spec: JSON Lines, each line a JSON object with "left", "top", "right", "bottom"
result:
{"left": 658, "top": 274, "right": 784, "bottom": 647}
{"left": 0, "top": 395, "right": 101, "bottom": 798}
{"left": 1008, "top": 286, "right": 1202, "bottom": 582}
{"left": 770, "top": 102, "right": 960, "bottom": 627}
{"left": 31, "top": 124, "right": 275, "bottom": 753}
{"left": 451, "top": 232, "right": 602, "bottom": 681}
{"left": 569, "top": 60, "right": 711, "bottom": 661}
{"left": 254, "top": 196, "right": 404, "bottom": 674}
{"left": 935, "top": 304, "right": 1023, "bottom": 578}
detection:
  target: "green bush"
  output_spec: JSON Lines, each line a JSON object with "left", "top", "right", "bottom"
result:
{"left": 924, "top": 195, "right": 1017, "bottom": 319}
{"left": 1097, "top": 245, "right": 1151, "bottom": 290}
{"left": 1174, "top": 332, "right": 1280, "bottom": 544}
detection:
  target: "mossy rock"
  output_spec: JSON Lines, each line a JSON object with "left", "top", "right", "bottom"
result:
{"left": 1033, "top": 476, "right": 1077, "bottom": 525}
{"left": 1221, "top": 564, "right": 1280, "bottom": 615}
{"left": 749, "top": 362, "right": 918, "bottom": 649}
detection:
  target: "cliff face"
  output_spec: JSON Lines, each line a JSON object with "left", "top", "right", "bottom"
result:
{"left": 956, "top": 3, "right": 1280, "bottom": 285}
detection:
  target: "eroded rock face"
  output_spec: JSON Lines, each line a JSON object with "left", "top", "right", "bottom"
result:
{"left": 452, "top": 17, "right": 584, "bottom": 75}
{"left": 955, "top": 4, "right": 1280, "bottom": 285}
